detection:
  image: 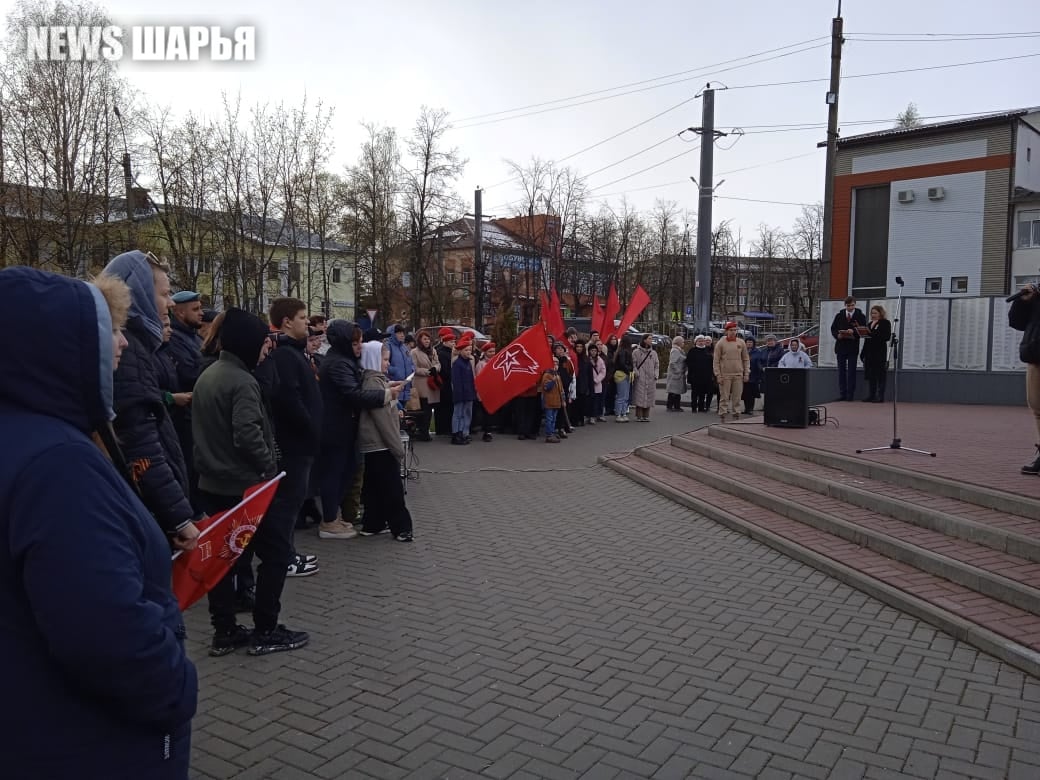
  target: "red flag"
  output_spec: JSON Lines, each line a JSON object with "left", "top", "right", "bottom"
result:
{"left": 547, "top": 286, "right": 566, "bottom": 340}
{"left": 171, "top": 474, "right": 284, "bottom": 611}
{"left": 605, "top": 282, "right": 622, "bottom": 339}
{"left": 538, "top": 289, "right": 551, "bottom": 329}
{"left": 614, "top": 285, "right": 651, "bottom": 342}
{"left": 590, "top": 294, "right": 604, "bottom": 338}
{"left": 475, "top": 323, "right": 555, "bottom": 414}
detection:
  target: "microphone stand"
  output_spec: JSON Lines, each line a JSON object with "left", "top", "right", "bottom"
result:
{"left": 856, "top": 281, "right": 936, "bottom": 457}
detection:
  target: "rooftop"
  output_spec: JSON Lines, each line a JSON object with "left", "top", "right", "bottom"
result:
{"left": 824, "top": 107, "right": 1040, "bottom": 150}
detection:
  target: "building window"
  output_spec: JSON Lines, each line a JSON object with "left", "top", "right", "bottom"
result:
{"left": 445, "top": 272, "right": 457, "bottom": 284}
{"left": 267, "top": 263, "right": 280, "bottom": 281}
{"left": 332, "top": 268, "right": 341, "bottom": 284}
{"left": 289, "top": 262, "right": 301, "bottom": 283}
{"left": 775, "top": 296, "right": 786, "bottom": 306}
{"left": 739, "top": 277, "right": 749, "bottom": 288}
{"left": 738, "top": 295, "right": 747, "bottom": 308}
{"left": 461, "top": 271, "right": 472, "bottom": 284}
{"left": 951, "top": 276, "right": 968, "bottom": 294}
{"left": 925, "top": 277, "right": 942, "bottom": 294}
{"left": 1019, "top": 210, "right": 1040, "bottom": 249}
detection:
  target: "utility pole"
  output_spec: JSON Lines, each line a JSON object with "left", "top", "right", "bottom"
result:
{"left": 690, "top": 86, "right": 727, "bottom": 333}
{"left": 473, "top": 188, "right": 484, "bottom": 330}
{"left": 821, "top": 1, "right": 844, "bottom": 297}
{"left": 112, "top": 104, "right": 136, "bottom": 246}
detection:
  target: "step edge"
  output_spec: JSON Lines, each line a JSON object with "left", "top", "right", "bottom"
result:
{"left": 706, "top": 425, "right": 1040, "bottom": 520}
{"left": 636, "top": 445, "right": 1040, "bottom": 617}
{"left": 600, "top": 454, "right": 1040, "bottom": 680}
{"left": 670, "top": 434, "right": 1040, "bottom": 563}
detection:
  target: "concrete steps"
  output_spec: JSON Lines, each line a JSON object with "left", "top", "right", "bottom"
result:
{"left": 601, "top": 426, "right": 1040, "bottom": 677}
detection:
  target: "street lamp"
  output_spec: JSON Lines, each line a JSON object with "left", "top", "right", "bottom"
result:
{"left": 112, "top": 103, "right": 135, "bottom": 245}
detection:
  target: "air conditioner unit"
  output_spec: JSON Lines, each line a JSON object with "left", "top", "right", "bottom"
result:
{"left": 928, "top": 187, "right": 946, "bottom": 200}
{"left": 897, "top": 190, "right": 915, "bottom": 204}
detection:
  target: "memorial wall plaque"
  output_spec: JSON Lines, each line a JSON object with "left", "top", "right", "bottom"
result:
{"left": 992, "top": 300, "right": 1027, "bottom": 372}
{"left": 816, "top": 300, "right": 845, "bottom": 368}
{"left": 901, "top": 298, "right": 949, "bottom": 370}
{"left": 948, "top": 298, "right": 989, "bottom": 371}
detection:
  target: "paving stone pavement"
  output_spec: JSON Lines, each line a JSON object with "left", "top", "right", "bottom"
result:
{"left": 184, "top": 411, "right": 1040, "bottom": 779}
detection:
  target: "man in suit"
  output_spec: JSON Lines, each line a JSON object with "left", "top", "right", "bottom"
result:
{"left": 830, "top": 295, "right": 867, "bottom": 401}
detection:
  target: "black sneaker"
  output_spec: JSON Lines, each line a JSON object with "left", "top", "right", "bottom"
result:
{"left": 395, "top": 532, "right": 413, "bottom": 542}
{"left": 482, "top": 432, "right": 493, "bottom": 442}
{"left": 286, "top": 557, "right": 319, "bottom": 577}
{"left": 248, "top": 625, "right": 309, "bottom": 656}
{"left": 210, "top": 624, "right": 252, "bottom": 657}
{"left": 359, "top": 527, "right": 390, "bottom": 537}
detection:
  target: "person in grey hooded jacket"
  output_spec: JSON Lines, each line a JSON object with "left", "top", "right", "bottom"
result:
{"left": 102, "top": 251, "right": 200, "bottom": 550}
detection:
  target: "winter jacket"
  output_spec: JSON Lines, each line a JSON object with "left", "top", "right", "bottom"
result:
{"left": 831, "top": 307, "right": 868, "bottom": 356}
{"left": 665, "top": 346, "right": 687, "bottom": 394}
{"left": 191, "top": 309, "right": 278, "bottom": 497}
{"left": 386, "top": 334, "right": 415, "bottom": 402}
{"left": 613, "top": 345, "right": 634, "bottom": 374}
{"left": 167, "top": 316, "right": 202, "bottom": 392}
{"left": 1011, "top": 295, "right": 1040, "bottom": 364}
{"left": 686, "top": 345, "right": 715, "bottom": 391}
{"left": 591, "top": 355, "right": 607, "bottom": 393}
{"left": 576, "top": 354, "right": 593, "bottom": 396}
{"left": 268, "top": 335, "right": 323, "bottom": 457}
{"left": 155, "top": 343, "right": 180, "bottom": 403}
{"left": 763, "top": 343, "right": 785, "bottom": 369}
{"left": 0, "top": 267, "right": 196, "bottom": 780}
{"left": 452, "top": 355, "right": 477, "bottom": 403}
{"left": 317, "top": 320, "right": 388, "bottom": 447}
{"left": 436, "top": 342, "right": 455, "bottom": 406}
{"left": 779, "top": 348, "right": 813, "bottom": 369}
{"left": 411, "top": 346, "right": 441, "bottom": 404}
{"left": 103, "top": 251, "right": 194, "bottom": 535}
{"left": 713, "top": 337, "right": 750, "bottom": 378}
{"left": 540, "top": 369, "right": 564, "bottom": 409}
{"left": 357, "top": 370, "right": 406, "bottom": 460}
{"left": 631, "top": 345, "right": 660, "bottom": 408}
{"left": 860, "top": 318, "right": 892, "bottom": 378}
{"left": 748, "top": 344, "right": 766, "bottom": 385}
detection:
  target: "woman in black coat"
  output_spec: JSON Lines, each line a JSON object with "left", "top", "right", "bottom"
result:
{"left": 860, "top": 304, "right": 892, "bottom": 402}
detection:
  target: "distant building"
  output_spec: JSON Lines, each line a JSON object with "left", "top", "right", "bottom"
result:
{"left": 826, "top": 107, "right": 1040, "bottom": 299}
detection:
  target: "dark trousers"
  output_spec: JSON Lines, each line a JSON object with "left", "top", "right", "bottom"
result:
{"left": 866, "top": 368, "right": 888, "bottom": 401}
{"left": 415, "top": 397, "right": 433, "bottom": 438}
{"left": 434, "top": 395, "right": 453, "bottom": 435}
{"left": 202, "top": 454, "right": 310, "bottom": 633}
{"left": 514, "top": 395, "right": 541, "bottom": 437}
{"left": 837, "top": 352, "right": 857, "bottom": 400}
{"left": 360, "top": 450, "right": 412, "bottom": 535}
{"left": 576, "top": 394, "right": 591, "bottom": 422}
{"left": 690, "top": 382, "right": 713, "bottom": 412}
{"left": 591, "top": 392, "right": 604, "bottom": 418}
{"left": 476, "top": 400, "right": 498, "bottom": 433}
{"left": 340, "top": 456, "right": 365, "bottom": 523}
{"left": 604, "top": 382, "right": 616, "bottom": 418}
{"left": 666, "top": 392, "right": 682, "bottom": 410}
{"left": 318, "top": 443, "right": 358, "bottom": 524}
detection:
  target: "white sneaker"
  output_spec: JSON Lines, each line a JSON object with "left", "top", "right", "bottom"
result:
{"left": 319, "top": 520, "right": 357, "bottom": 539}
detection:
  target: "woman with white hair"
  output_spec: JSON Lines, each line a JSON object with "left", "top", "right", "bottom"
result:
{"left": 665, "top": 336, "right": 687, "bottom": 411}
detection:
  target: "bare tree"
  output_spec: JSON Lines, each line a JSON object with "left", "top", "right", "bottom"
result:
{"left": 0, "top": 0, "right": 130, "bottom": 274}
{"left": 343, "top": 122, "right": 399, "bottom": 325}
{"left": 400, "top": 106, "right": 464, "bottom": 327}
{"left": 785, "top": 203, "right": 824, "bottom": 322}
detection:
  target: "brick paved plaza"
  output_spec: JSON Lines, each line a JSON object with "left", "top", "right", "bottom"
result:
{"left": 185, "top": 409, "right": 1040, "bottom": 779}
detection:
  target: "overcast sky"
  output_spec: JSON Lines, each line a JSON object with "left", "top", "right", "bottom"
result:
{"left": 4, "top": 0, "right": 1037, "bottom": 242}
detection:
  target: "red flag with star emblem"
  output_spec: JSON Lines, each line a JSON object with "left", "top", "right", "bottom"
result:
{"left": 170, "top": 473, "right": 284, "bottom": 611}
{"left": 475, "top": 323, "right": 555, "bottom": 414}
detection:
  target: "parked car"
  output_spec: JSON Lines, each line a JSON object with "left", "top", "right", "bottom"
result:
{"left": 779, "top": 324, "right": 820, "bottom": 360}
{"left": 424, "top": 325, "right": 491, "bottom": 345}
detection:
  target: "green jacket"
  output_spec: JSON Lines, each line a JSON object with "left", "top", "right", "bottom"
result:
{"left": 192, "top": 352, "right": 277, "bottom": 496}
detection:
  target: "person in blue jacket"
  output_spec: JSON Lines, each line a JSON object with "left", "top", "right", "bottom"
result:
{"left": 0, "top": 267, "right": 198, "bottom": 780}
{"left": 385, "top": 323, "right": 415, "bottom": 405}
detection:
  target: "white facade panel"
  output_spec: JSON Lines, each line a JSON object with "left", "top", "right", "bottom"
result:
{"left": 1011, "top": 202, "right": 1040, "bottom": 281}
{"left": 884, "top": 171, "right": 985, "bottom": 297}
{"left": 1015, "top": 122, "right": 1040, "bottom": 192}
{"left": 850, "top": 140, "right": 987, "bottom": 174}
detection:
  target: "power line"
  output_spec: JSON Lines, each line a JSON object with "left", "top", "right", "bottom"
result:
{"left": 453, "top": 43, "right": 830, "bottom": 130}
{"left": 848, "top": 30, "right": 1040, "bottom": 37}
{"left": 848, "top": 34, "right": 1040, "bottom": 42}
{"left": 726, "top": 51, "right": 1040, "bottom": 91}
{"left": 454, "top": 37, "right": 827, "bottom": 124}
{"left": 588, "top": 145, "right": 700, "bottom": 193}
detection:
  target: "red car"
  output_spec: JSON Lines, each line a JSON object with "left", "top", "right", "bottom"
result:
{"left": 779, "top": 325, "right": 820, "bottom": 360}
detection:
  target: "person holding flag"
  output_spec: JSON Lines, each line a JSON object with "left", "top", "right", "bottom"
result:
{"left": 192, "top": 308, "right": 309, "bottom": 657}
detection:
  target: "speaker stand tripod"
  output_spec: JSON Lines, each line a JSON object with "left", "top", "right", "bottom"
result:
{"left": 856, "top": 286, "right": 936, "bottom": 457}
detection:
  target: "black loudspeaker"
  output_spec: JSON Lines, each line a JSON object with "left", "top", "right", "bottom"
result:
{"left": 764, "top": 368, "right": 809, "bottom": 428}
